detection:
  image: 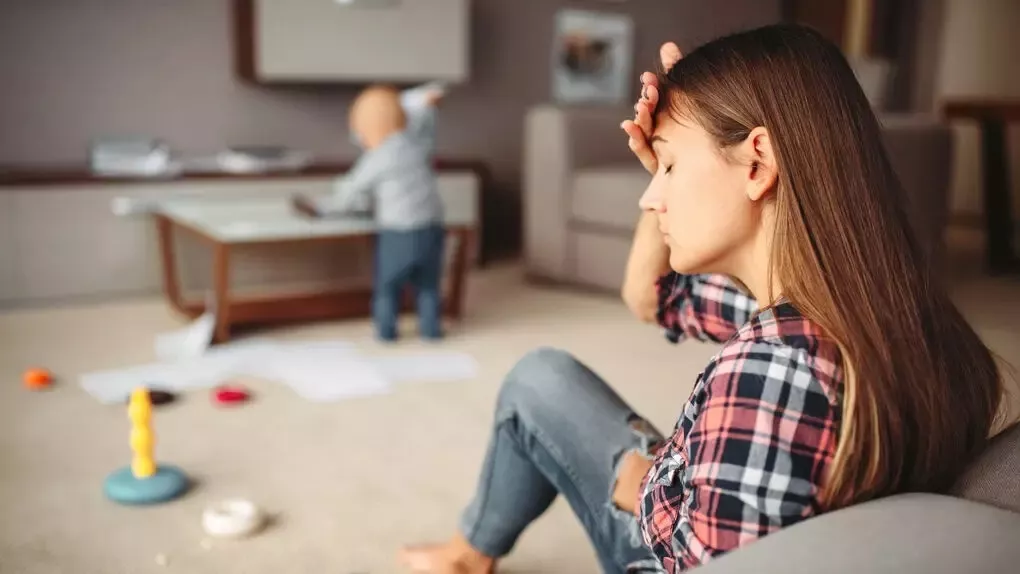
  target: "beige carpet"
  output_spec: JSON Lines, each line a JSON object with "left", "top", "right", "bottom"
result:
{"left": 1, "top": 254, "right": 1018, "bottom": 574}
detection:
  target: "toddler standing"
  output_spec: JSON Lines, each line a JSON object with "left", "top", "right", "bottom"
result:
{"left": 295, "top": 83, "right": 447, "bottom": 341}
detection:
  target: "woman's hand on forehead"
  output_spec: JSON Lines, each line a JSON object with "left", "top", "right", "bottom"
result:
{"left": 660, "top": 42, "right": 682, "bottom": 72}
{"left": 640, "top": 42, "right": 682, "bottom": 132}
{"left": 622, "top": 42, "right": 683, "bottom": 175}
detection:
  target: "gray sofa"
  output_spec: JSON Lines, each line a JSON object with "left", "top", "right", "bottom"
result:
{"left": 697, "top": 422, "right": 1020, "bottom": 573}
{"left": 523, "top": 105, "right": 953, "bottom": 291}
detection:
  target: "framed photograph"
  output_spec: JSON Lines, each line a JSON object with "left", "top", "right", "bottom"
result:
{"left": 551, "top": 9, "right": 634, "bottom": 105}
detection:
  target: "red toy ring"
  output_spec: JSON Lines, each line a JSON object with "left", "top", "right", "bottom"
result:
{"left": 213, "top": 385, "right": 250, "bottom": 405}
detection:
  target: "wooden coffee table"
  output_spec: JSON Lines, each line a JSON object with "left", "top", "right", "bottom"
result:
{"left": 153, "top": 196, "right": 475, "bottom": 342}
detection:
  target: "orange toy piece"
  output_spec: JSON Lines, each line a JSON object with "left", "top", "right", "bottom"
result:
{"left": 23, "top": 368, "right": 53, "bottom": 390}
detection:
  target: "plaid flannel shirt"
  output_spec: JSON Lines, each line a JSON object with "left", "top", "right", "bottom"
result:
{"left": 637, "top": 272, "right": 843, "bottom": 572}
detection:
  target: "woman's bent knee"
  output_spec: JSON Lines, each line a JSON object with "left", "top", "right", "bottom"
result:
{"left": 497, "top": 347, "right": 590, "bottom": 415}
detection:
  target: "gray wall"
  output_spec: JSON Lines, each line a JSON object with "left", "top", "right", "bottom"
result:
{"left": 0, "top": 0, "right": 781, "bottom": 257}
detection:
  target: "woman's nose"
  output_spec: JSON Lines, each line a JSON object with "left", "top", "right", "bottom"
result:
{"left": 638, "top": 182, "right": 664, "bottom": 212}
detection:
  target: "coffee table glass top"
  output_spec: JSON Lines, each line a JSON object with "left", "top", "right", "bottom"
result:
{"left": 157, "top": 195, "right": 475, "bottom": 243}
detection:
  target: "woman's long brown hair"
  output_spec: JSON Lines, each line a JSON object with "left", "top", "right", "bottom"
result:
{"left": 657, "top": 24, "right": 1005, "bottom": 509}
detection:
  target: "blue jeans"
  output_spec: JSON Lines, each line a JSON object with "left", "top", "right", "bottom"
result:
{"left": 459, "top": 348, "right": 665, "bottom": 573}
{"left": 373, "top": 224, "right": 445, "bottom": 340}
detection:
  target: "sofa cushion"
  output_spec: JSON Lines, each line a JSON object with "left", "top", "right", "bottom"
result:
{"left": 694, "top": 493, "right": 1020, "bottom": 574}
{"left": 952, "top": 423, "right": 1020, "bottom": 513}
{"left": 570, "top": 165, "right": 649, "bottom": 230}
{"left": 569, "top": 230, "right": 633, "bottom": 292}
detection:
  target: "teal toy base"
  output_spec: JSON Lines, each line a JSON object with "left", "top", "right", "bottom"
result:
{"left": 104, "top": 465, "right": 189, "bottom": 505}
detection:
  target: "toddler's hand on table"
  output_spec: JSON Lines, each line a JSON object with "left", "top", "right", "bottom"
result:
{"left": 291, "top": 194, "right": 320, "bottom": 218}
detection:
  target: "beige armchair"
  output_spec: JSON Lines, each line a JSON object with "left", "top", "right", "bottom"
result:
{"left": 523, "top": 105, "right": 953, "bottom": 291}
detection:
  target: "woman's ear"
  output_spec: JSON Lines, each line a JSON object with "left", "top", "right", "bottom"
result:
{"left": 744, "top": 126, "right": 777, "bottom": 202}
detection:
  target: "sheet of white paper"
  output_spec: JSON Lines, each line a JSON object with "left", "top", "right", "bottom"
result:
{"left": 82, "top": 339, "right": 469, "bottom": 404}
{"left": 272, "top": 340, "right": 358, "bottom": 356}
{"left": 264, "top": 346, "right": 390, "bottom": 402}
{"left": 369, "top": 351, "right": 478, "bottom": 384}
{"left": 198, "top": 338, "right": 279, "bottom": 371}
{"left": 80, "top": 359, "right": 232, "bottom": 405}
{"left": 80, "top": 339, "right": 276, "bottom": 404}
{"left": 154, "top": 296, "right": 217, "bottom": 362}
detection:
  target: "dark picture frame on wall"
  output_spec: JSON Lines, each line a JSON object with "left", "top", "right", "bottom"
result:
{"left": 550, "top": 9, "right": 634, "bottom": 105}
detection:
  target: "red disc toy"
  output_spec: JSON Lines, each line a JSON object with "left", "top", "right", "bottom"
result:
{"left": 213, "top": 385, "right": 250, "bottom": 406}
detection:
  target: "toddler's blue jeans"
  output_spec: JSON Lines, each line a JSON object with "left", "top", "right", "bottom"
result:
{"left": 373, "top": 223, "right": 445, "bottom": 340}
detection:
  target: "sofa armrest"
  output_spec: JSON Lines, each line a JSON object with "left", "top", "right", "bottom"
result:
{"left": 523, "top": 106, "right": 571, "bottom": 280}
{"left": 523, "top": 105, "right": 636, "bottom": 281}
{"left": 559, "top": 105, "right": 639, "bottom": 169}
{"left": 694, "top": 493, "right": 1020, "bottom": 574}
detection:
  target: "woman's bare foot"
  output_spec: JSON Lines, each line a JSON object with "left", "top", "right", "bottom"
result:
{"left": 398, "top": 534, "right": 496, "bottom": 574}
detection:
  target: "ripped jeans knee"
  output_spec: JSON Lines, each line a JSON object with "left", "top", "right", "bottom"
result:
{"left": 626, "top": 415, "right": 665, "bottom": 455}
{"left": 607, "top": 415, "right": 666, "bottom": 548}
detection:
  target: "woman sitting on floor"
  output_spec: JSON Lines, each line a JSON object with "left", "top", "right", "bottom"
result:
{"left": 398, "top": 24, "right": 1007, "bottom": 574}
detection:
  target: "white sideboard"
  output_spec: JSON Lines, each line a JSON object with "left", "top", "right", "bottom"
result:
{"left": 0, "top": 193, "right": 17, "bottom": 304}
{"left": 0, "top": 170, "right": 480, "bottom": 308}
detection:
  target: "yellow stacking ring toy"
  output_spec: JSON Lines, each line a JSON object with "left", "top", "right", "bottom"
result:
{"left": 103, "top": 387, "right": 189, "bottom": 505}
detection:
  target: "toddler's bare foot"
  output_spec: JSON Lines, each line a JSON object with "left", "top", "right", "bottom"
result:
{"left": 398, "top": 534, "right": 496, "bottom": 574}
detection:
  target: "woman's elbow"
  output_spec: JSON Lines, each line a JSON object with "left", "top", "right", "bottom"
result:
{"left": 622, "top": 286, "right": 659, "bottom": 323}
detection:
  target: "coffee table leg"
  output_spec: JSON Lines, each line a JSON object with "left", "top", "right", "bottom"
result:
{"left": 980, "top": 118, "right": 1017, "bottom": 273}
{"left": 156, "top": 215, "right": 190, "bottom": 316}
{"left": 447, "top": 228, "right": 471, "bottom": 320}
{"left": 212, "top": 242, "right": 232, "bottom": 343}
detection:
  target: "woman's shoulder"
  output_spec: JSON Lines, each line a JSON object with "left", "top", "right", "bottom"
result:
{"left": 734, "top": 300, "right": 832, "bottom": 347}
{"left": 707, "top": 301, "right": 843, "bottom": 405}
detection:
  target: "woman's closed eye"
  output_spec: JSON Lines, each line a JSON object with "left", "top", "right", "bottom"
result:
{"left": 663, "top": 164, "right": 673, "bottom": 175}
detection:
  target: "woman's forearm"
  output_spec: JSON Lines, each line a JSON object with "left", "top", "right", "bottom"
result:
{"left": 622, "top": 211, "right": 671, "bottom": 323}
